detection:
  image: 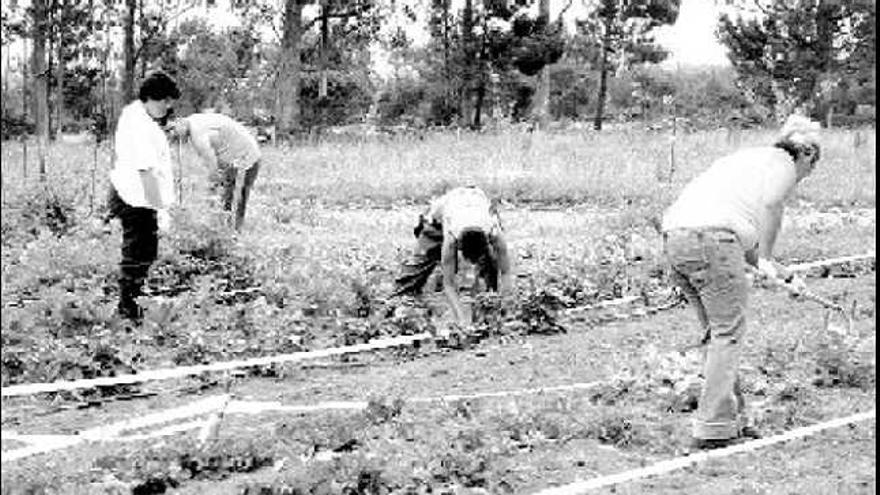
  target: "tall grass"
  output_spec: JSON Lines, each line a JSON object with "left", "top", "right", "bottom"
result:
{"left": 256, "top": 126, "right": 875, "bottom": 207}
{"left": 1, "top": 126, "right": 875, "bottom": 211}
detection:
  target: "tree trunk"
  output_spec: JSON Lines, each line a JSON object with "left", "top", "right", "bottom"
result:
{"left": 459, "top": 0, "right": 476, "bottom": 128}
{"left": 55, "top": 0, "right": 66, "bottom": 137}
{"left": 275, "top": 0, "right": 304, "bottom": 138}
{"left": 123, "top": 0, "right": 136, "bottom": 102}
{"left": 593, "top": 31, "right": 610, "bottom": 130}
{"left": 32, "top": 0, "right": 49, "bottom": 179}
{"left": 138, "top": 0, "right": 147, "bottom": 79}
{"left": 47, "top": 0, "right": 55, "bottom": 139}
{"left": 531, "top": 0, "right": 551, "bottom": 129}
{"left": 319, "top": 0, "right": 329, "bottom": 100}
{"left": 442, "top": 0, "right": 451, "bottom": 122}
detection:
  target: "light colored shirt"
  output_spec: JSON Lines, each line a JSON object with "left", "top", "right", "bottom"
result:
{"left": 662, "top": 146, "right": 797, "bottom": 250}
{"left": 110, "top": 100, "right": 176, "bottom": 209}
{"left": 186, "top": 113, "right": 261, "bottom": 171}
{"left": 428, "top": 186, "right": 499, "bottom": 239}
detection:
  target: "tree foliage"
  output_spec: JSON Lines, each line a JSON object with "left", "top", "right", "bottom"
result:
{"left": 718, "top": 0, "right": 876, "bottom": 123}
{"left": 573, "top": 0, "right": 681, "bottom": 129}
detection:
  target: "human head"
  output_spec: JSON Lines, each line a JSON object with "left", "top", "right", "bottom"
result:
{"left": 775, "top": 114, "right": 821, "bottom": 181}
{"left": 459, "top": 228, "right": 491, "bottom": 264}
{"left": 138, "top": 71, "right": 180, "bottom": 121}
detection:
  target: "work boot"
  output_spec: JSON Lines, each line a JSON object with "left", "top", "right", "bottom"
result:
{"left": 689, "top": 425, "right": 761, "bottom": 451}
{"left": 690, "top": 437, "right": 737, "bottom": 450}
{"left": 117, "top": 279, "right": 144, "bottom": 324}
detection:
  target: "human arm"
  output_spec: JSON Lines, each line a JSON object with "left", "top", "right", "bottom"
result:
{"left": 492, "top": 233, "right": 513, "bottom": 295}
{"left": 230, "top": 167, "right": 245, "bottom": 226}
{"left": 756, "top": 158, "right": 797, "bottom": 279}
{"left": 441, "top": 236, "right": 468, "bottom": 324}
{"left": 190, "top": 130, "right": 219, "bottom": 171}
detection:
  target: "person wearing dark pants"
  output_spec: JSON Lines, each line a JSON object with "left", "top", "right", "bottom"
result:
{"left": 394, "top": 186, "right": 512, "bottom": 324}
{"left": 661, "top": 115, "right": 821, "bottom": 450}
{"left": 108, "top": 189, "right": 159, "bottom": 320}
{"left": 167, "top": 112, "right": 261, "bottom": 231}
{"left": 107, "top": 71, "right": 180, "bottom": 322}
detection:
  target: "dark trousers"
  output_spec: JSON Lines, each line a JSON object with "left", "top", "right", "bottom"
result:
{"left": 215, "top": 161, "right": 260, "bottom": 231}
{"left": 394, "top": 220, "right": 444, "bottom": 296}
{"left": 107, "top": 187, "right": 158, "bottom": 321}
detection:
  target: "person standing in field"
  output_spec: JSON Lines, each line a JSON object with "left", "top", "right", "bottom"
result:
{"left": 167, "top": 112, "right": 261, "bottom": 231}
{"left": 661, "top": 114, "right": 821, "bottom": 450}
{"left": 394, "top": 186, "right": 513, "bottom": 324}
{"left": 107, "top": 71, "right": 180, "bottom": 323}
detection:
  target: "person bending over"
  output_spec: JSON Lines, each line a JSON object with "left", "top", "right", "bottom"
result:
{"left": 394, "top": 186, "right": 513, "bottom": 324}
{"left": 661, "top": 114, "right": 821, "bottom": 450}
{"left": 168, "top": 112, "right": 261, "bottom": 231}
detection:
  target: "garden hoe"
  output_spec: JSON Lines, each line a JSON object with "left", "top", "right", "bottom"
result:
{"left": 682, "top": 267, "right": 857, "bottom": 354}
{"left": 754, "top": 268, "right": 856, "bottom": 336}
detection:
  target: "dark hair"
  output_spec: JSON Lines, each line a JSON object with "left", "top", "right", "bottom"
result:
{"left": 138, "top": 71, "right": 181, "bottom": 102}
{"left": 774, "top": 141, "right": 820, "bottom": 165}
{"left": 459, "top": 228, "right": 490, "bottom": 263}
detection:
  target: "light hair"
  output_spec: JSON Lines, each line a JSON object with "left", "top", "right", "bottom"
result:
{"left": 778, "top": 114, "right": 820, "bottom": 148}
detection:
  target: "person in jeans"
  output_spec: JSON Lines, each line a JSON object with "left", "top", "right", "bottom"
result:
{"left": 661, "top": 114, "right": 821, "bottom": 449}
{"left": 394, "top": 186, "right": 513, "bottom": 324}
{"left": 107, "top": 71, "right": 180, "bottom": 322}
{"left": 167, "top": 112, "right": 261, "bottom": 231}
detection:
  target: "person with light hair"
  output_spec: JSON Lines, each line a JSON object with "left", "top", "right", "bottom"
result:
{"left": 661, "top": 114, "right": 822, "bottom": 450}
{"left": 394, "top": 186, "right": 513, "bottom": 324}
{"left": 168, "top": 112, "right": 261, "bottom": 231}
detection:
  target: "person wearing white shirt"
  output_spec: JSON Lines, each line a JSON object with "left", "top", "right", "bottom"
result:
{"left": 106, "top": 71, "right": 180, "bottom": 322}
{"left": 394, "top": 186, "right": 513, "bottom": 324}
{"left": 167, "top": 112, "right": 261, "bottom": 231}
{"left": 661, "top": 115, "right": 821, "bottom": 450}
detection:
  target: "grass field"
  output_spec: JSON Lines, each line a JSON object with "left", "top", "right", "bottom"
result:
{"left": 0, "top": 125, "right": 875, "bottom": 494}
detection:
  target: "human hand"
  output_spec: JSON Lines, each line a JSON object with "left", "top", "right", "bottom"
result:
{"left": 756, "top": 258, "right": 778, "bottom": 281}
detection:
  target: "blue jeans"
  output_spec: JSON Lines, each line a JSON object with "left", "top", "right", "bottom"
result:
{"left": 664, "top": 228, "right": 748, "bottom": 440}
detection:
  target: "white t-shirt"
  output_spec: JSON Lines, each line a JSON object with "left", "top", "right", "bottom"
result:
{"left": 662, "top": 146, "right": 797, "bottom": 250}
{"left": 186, "top": 113, "right": 261, "bottom": 171}
{"left": 428, "top": 187, "right": 498, "bottom": 239}
{"left": 109, "top": 100, "right": 176, "bottom": 209}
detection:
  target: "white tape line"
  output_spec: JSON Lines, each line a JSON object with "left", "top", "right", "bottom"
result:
{"left": 532, "top": 410, "right": 875, "bottom": 495}
{"left": 564, "top": 296, "right": 642, "bottom": 315}
{"left": 116, "top": 419, "right": 206, "bottom": 442}
{"left": 2, "top": 420, "right": 208, "bottom": 462}
{"left": 1, "top": 333, "right": 432, "bottom": 397}
{"left": 1, "top": 381, "right": 602, "bottom": 462}
{"left": 79, "top": 395, "right": 228, "bottom": 440}
{"left": 225, "top": 381, "right": 604, "bottom": 415}
{"left": 1, "top": 395, "right": 227, "bottom": 464}
{"left": 1, "top": 432, "right": 78, "bottom": 444}
{"left": 788, "top": 252, "right": 875, "bottom": 273}
{"left": 2, "top": 436, "right": 83, "bottom": 462}
{"left": 412, "top": 381, "right": 603, "bottom": 403}
{"left": 226, "top": 400, "right": 369, "bottom": 415}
